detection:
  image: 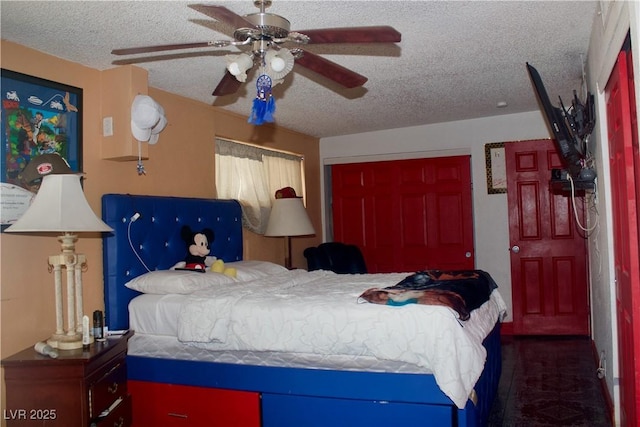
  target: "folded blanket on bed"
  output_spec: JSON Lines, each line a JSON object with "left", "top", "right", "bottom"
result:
{"left": 358, "top": 270, "right": 498, "bottom": 320}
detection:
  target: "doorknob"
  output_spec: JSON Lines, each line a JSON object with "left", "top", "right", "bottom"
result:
{"left": 510, "top": 245, "right": 520, "bottom": 254}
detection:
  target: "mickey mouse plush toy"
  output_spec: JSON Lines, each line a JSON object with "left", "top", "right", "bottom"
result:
{"left": 180, "top": 225, "right": 214, "bottom": 271}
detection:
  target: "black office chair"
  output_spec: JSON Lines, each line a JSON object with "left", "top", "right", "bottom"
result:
{"left": 303, "top": 242, "right": 368, "bottom": 274}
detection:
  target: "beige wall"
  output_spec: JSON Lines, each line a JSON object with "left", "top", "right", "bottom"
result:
{"left": 0, "top": 40, "right": 321, "bottom": 409}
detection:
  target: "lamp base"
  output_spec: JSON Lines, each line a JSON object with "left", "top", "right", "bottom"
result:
{"left": 48, "top": 332, "right": 83, "bottom": 350}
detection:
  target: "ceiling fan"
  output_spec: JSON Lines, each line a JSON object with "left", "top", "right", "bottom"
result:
{"left": 111, "top": 1, "right": 402, "bottom": 97}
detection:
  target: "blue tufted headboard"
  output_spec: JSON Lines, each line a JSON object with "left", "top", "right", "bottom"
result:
{"left": 101, "top": 194, "right": 243, "bottom": 330}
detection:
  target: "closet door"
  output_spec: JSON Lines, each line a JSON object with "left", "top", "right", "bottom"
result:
{"left": 332, "top": 156, "right": 474, "bottom": 273}
{"left": 606, "top": 48, "right": 640, "bottom": 427}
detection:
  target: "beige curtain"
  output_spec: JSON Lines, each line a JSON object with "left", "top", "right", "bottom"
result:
{"left": 215, "top": 138, "right": 303, "bottom": 234}
{"left": 263, "top": 155, "right": 303, "bottom": 196}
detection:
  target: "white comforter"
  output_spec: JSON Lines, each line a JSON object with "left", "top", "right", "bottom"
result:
{"left": 177, "top": 269, "right": 507, "bottom": 408}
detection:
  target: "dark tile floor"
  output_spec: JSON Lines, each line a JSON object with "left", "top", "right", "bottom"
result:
{"left": 487, "top": 336, "right": 612, "bottom": 427}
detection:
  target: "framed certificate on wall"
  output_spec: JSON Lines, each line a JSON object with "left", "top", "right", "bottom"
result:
{"left": 485, "top": 142, "right": 507, "bottom": 194}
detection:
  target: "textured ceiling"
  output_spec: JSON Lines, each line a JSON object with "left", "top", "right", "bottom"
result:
{"left": 0, "top": 1, "right": 599, "bottom": 139}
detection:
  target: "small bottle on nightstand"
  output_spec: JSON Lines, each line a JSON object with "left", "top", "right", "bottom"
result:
{"left": 83, "top": 315, "right": 91, "bottom": 350}
{"left": 93, "top": 310, "right": 104, "bottom": 341}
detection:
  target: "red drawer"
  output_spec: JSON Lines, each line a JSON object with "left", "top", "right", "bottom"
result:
{"left": 129, "top": 380, "right": 260, "bottom": 427}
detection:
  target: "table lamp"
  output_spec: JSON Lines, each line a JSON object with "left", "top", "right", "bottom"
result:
{"left": 5, "top": 174, "right": 113, "bottom": 350}
{"left": 265, "top": 195, "right": 315, "bottom": 269}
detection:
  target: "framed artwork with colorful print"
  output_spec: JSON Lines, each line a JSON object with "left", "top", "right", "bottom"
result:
{"left": 0, "top": 69, "right": 83, "bottom": 226}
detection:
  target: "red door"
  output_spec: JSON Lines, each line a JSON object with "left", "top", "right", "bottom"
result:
{"left": 332, "top": 156, "right": 474, "bottom": 273}
{"left": 606, "top": 49, "right": 640, "bottom": 427}
{"left": 506, "top": 139, "right": 590, "bottom": 335}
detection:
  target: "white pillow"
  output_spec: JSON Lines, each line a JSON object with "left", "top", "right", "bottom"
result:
{"left": 124, "top": 270, "right": 237, "bottom": 294}
{"left": 225, "top": 260, "right": 288, "bottom": 281}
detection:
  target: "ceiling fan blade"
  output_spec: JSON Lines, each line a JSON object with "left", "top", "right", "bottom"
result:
{"left": 295, "top": 50, "right": 367, "bottom": 89}
{"left": 189, "top": 4, "right": 256, "bottom": 29}
{"left": 297, "top": 26, "right": 401, "bottom": 44}
{"left": 112, "top": 42, "right": 220, "bottom": 56}
{"left": 212, "top": 71, "right": 243, "bottom": 96}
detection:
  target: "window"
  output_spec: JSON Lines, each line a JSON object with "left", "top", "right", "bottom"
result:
{"left": 215, "top": 138, "right": 304, "bottom": 234}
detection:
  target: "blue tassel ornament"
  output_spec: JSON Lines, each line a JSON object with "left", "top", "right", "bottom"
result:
{"left": 248, "top": 74, "right": 276, "bottom": 125}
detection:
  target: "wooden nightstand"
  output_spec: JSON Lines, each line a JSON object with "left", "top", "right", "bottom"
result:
{"left": 2, "top": 331, "right": 133, "bottom": 427}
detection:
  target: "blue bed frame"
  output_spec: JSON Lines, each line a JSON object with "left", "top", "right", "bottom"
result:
{"left": 102, "top": 194, "right": 501, "bottom": 427}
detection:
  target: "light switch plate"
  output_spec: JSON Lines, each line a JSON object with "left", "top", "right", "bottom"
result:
{"left": 103, "top": 117, "right": 113, "bottom": 137}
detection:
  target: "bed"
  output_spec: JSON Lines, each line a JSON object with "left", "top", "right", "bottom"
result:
{"left": 101, "top": 193, "right": 506, "bottom": 427}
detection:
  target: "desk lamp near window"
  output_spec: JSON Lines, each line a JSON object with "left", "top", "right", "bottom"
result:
{"left": 265, "top": 187, "right": 315, "bottom": 269}
{"left": 5, "top": 174, "right": 113, "bottom": 350}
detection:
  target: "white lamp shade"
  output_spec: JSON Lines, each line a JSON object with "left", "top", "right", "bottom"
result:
{"left": 226, "top": 53, "right": 254, "bottom": 82}
{"left": 264, "top": 198, "right": 315, "bottom": 237}
{"left": 5, "top": 174, "right": 113, "bottom": 233}
{"left": 265, "top": 49, "right": 295, "bottom": 82}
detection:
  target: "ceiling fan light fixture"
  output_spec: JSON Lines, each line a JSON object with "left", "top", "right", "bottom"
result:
{"left": 270, "top": 56, "right": 286, "bottom": 73}
{"left": 265, "top": 48, "right": 295, "bottom": 82}
{"left": 226, "top": 53, "right": 254, "bottom": 82}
